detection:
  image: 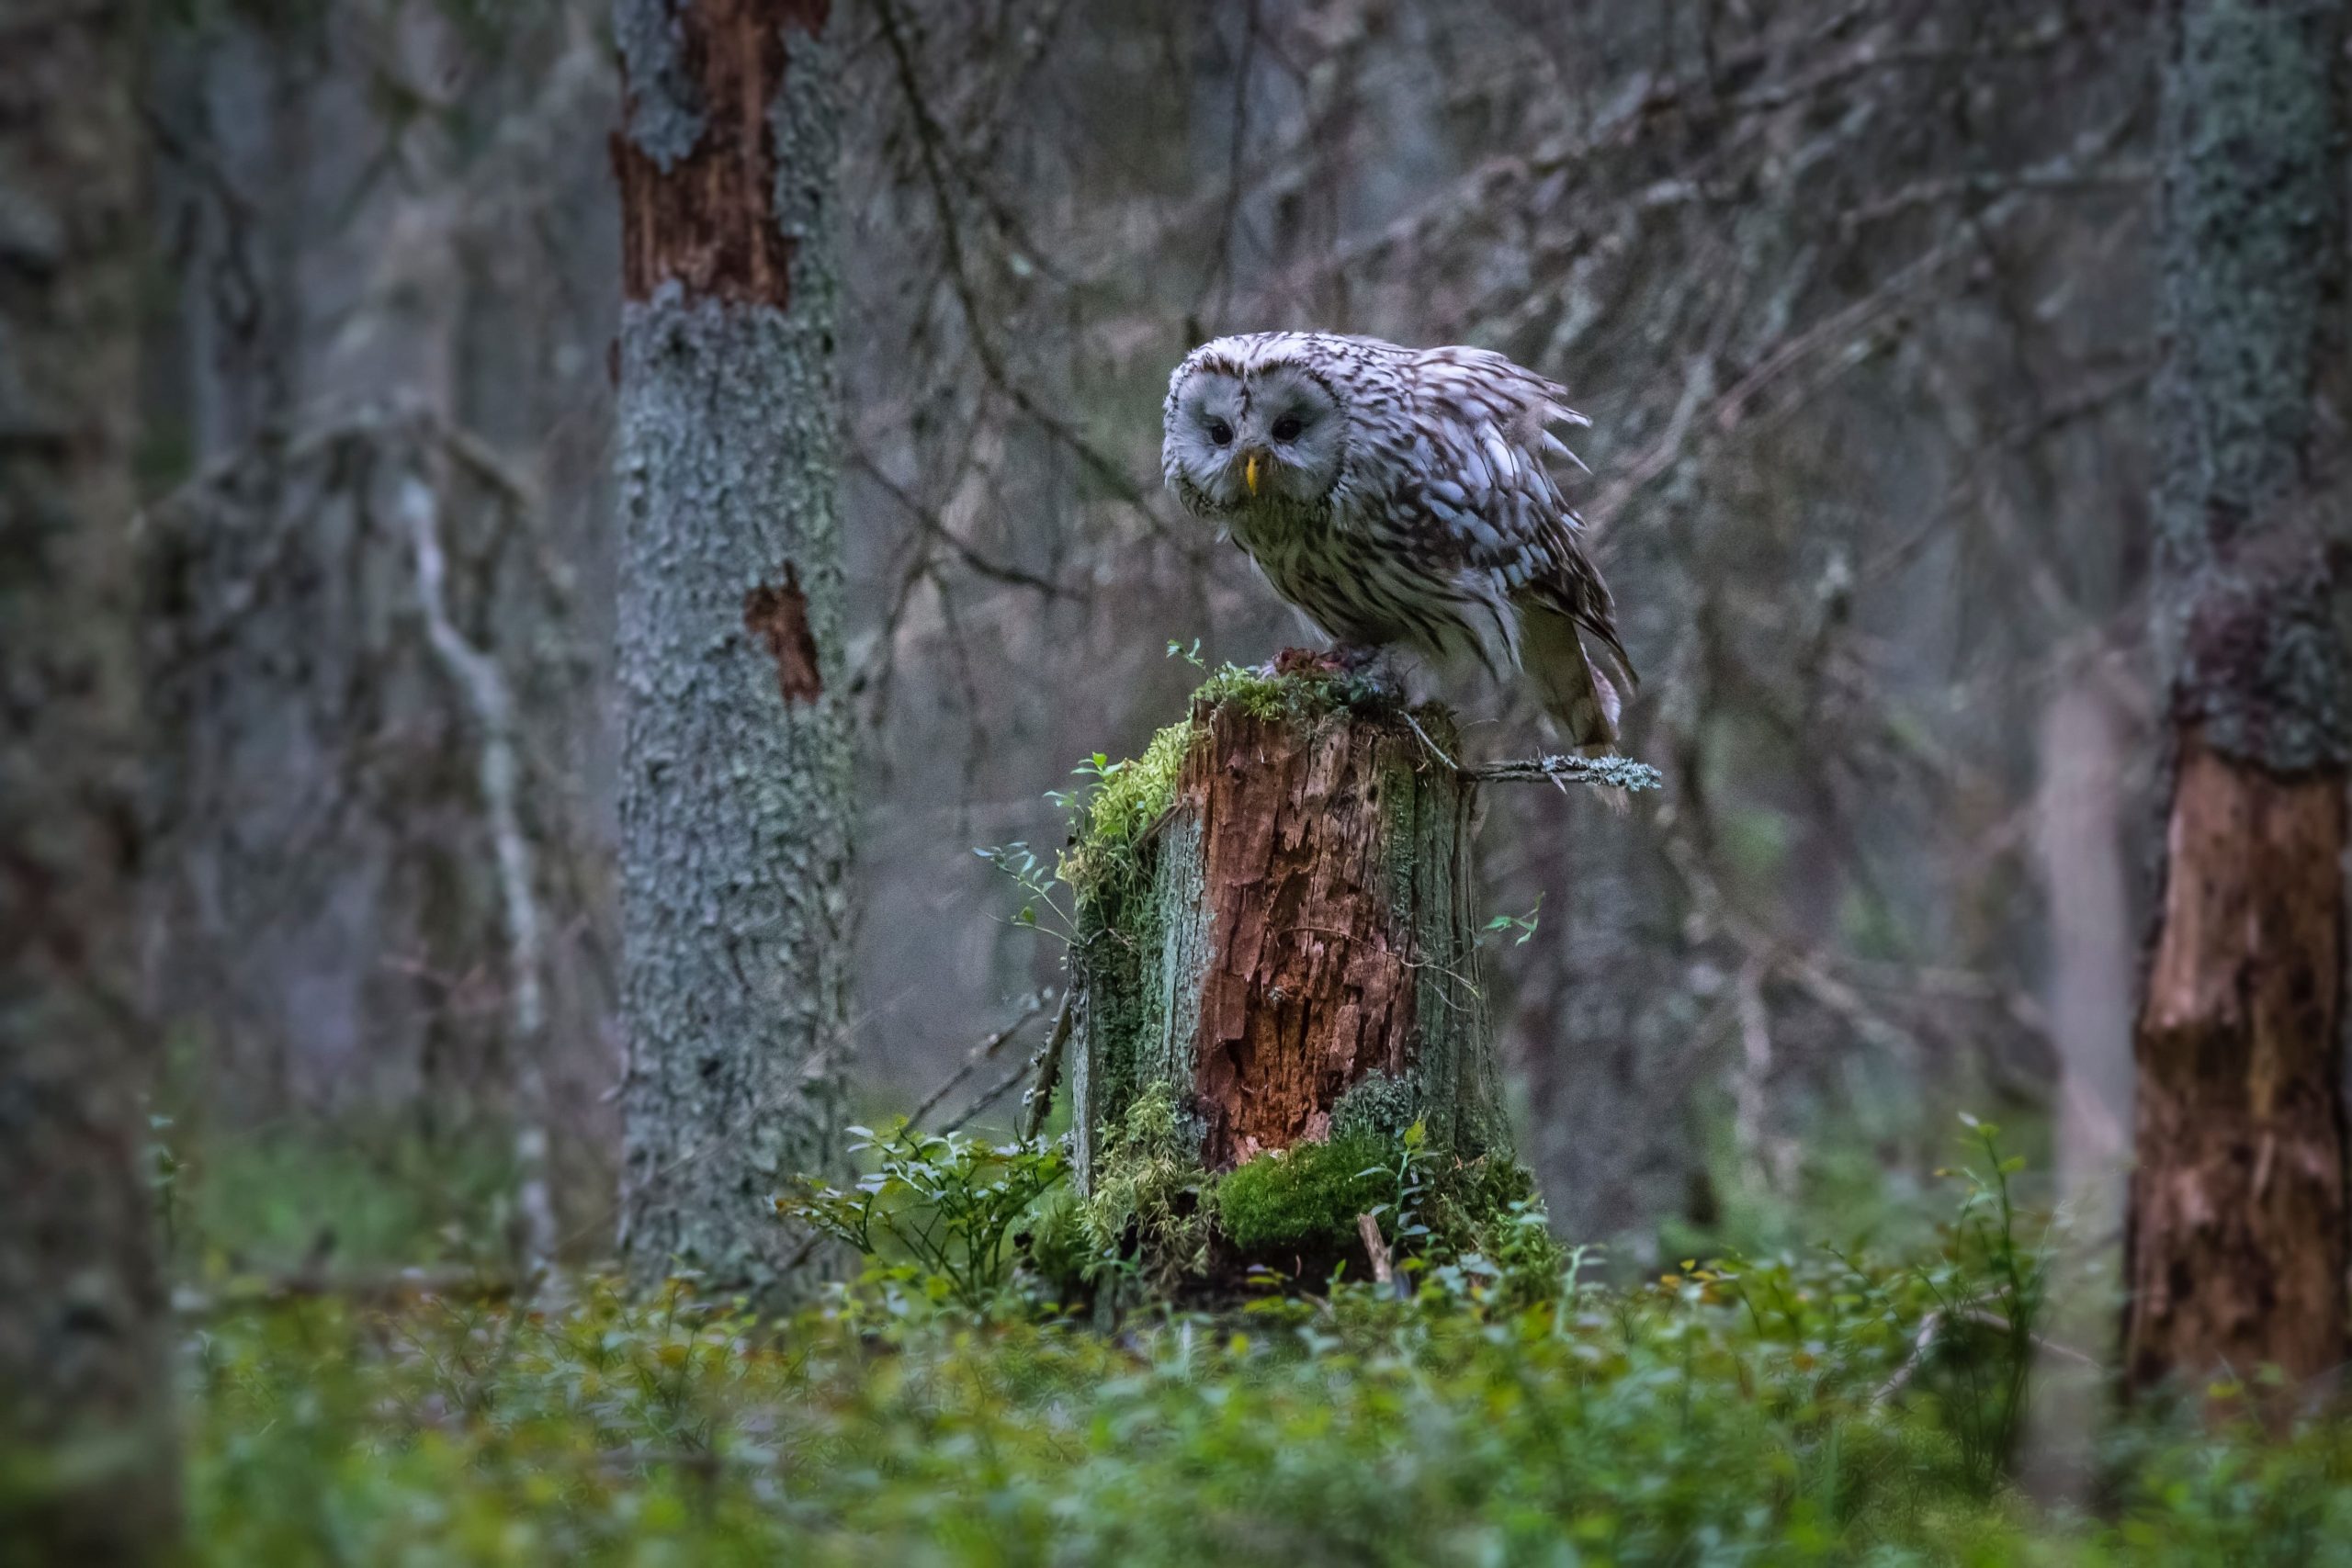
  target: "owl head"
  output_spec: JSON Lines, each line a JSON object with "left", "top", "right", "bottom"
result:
{"left": 1162, "top": 335, "right": 1351, "bottom": 514}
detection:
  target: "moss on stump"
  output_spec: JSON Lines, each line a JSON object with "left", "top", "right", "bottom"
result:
{"left": 1063, "top": 661, "right": 1528, "bottom": 1289}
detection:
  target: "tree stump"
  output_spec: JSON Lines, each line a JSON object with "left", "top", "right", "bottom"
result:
{"left": 1064, "top": 668, "right": 1512, "bottom": 1242}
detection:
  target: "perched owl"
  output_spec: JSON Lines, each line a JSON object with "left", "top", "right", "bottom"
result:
{"left": 1162, "top": 331, "right": 1635, "bottom": 750}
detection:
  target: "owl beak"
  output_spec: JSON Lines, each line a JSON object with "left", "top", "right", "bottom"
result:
{"left": 1243, "top": 449, "right": 1264, "bottom": 497}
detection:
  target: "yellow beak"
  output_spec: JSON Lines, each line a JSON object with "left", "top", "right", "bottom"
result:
{"left": 1244, "top": 451, "right": 1262, "bottom": 497}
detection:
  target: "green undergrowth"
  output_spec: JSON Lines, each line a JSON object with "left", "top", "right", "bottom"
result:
{"left": 183, "top": 1125, "right": 2352, "bottom": 1565}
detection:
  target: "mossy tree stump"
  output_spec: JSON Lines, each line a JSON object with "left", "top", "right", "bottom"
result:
{"left": 1064, "top": 667, "right": 1514, "bottom": 1237}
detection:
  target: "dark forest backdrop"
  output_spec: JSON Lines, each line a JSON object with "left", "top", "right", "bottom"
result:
{"left": 14, "top": 0, "right": 2352, "bottom": 1559}
{"left": 126, "top": 0, "right": 2164, "bottom": 1259}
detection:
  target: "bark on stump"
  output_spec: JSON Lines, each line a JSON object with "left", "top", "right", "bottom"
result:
{"left": 1066, "top": 674, "right": 1514, "bottom": 1280}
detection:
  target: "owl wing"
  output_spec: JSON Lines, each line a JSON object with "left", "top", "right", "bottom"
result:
{"left": 1399, "top": 348, "right": 1636, "bottom": 693}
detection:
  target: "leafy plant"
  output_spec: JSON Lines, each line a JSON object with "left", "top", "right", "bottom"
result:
{"left": 1917, "top": 1114, "right": 2050, "bottom": 1493}
{"left": 975, "top": 840, "right": 1077, "bottom": 946}
{"left": 778, "top": 1121, "right": 1067, "bottom": 1311}
{"left": 1481, "top": 894, "right": 1543, "bottom": 947}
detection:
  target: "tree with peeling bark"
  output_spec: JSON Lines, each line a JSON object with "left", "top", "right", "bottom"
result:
{"left": 0, "top": 3, "right": 182, "bottom": 1556}
{"left": 612, "top": 0, "right": 854, "bottom": 1306}
{"left": 2123, "top": 0, "right": 2349, "bottom": 1402}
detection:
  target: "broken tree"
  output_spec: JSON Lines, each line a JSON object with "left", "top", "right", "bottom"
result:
{"left": 1049, "top": 664, "right": 1653, "bottom": 1286}
{"left": 2122, "top": 0, "right": 2350, "bottom": 1403}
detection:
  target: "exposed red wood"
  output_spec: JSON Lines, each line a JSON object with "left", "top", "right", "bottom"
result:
{"left": 614, "top": 0, "right": 829, "bottom": 306}
{"left": 742, "top": 566, "right": 822, "bottom": 704}
{"left": 1181, "top": 703, "right": 1422, "bottom": 1169}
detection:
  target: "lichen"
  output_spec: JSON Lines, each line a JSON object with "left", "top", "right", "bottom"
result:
{"left": 1214, "top": 1134, "right": 1399, "bottom": 1255}
{"left": 1081, "top": 1081, "right": 1210, "bottom": 1288}
{"left": 1330, "top": 1072, "right": 1419, "bottom": 1145}
{"left": 2150, "top": 0, "right": 2348, "bottom": 773}
{"left": 613, "top": 0, "right": 708, "bottom": 171}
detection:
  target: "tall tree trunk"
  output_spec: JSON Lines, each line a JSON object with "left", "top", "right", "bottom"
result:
{"left": 0, "top": 3, "right": 182, "bottom": 1557}
{"left": 2124, "top": 0, "right": 2349, "bottom": 1400}
{"left": 613, "top": 0, "right": 854, "bottom": 1305}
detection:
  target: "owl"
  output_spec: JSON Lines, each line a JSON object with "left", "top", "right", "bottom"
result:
{"left": 1162, "top": 331, "right": 1636, "bottom": 750}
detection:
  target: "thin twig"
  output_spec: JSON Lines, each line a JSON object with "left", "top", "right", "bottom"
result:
{"left": 1016, "top": 990, "right": 1078, "bottom": 1143}
{"left": 1465, "top": 752, "right": 1665, "bottom": 792}
{"left": 402, "top": 472, "right": 559, "bottom": 1284}
{"left": 942, "top": 1055, "right": 1039, "bottom": 1134}
{"left": 908, "top": 990, "right": 1053, "bottom": 1131}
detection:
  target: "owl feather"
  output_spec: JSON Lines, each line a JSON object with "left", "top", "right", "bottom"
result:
{"left": 1161, "top": 331, "right": 1637, "bottom": 750}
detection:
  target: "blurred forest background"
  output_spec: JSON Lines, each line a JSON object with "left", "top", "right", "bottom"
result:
{"left": 99, "top": 0, "right": 2158, "bottom": 1275}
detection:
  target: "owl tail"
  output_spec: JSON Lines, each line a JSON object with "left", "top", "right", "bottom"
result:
{"left": 1519, "top": 604, "right": 1621, "bottom": 752}
{"left": 1519, "top": 604, "right": 1633, "bottom": 815}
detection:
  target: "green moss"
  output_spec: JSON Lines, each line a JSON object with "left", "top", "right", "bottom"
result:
{"left": 1214, "top": 1134, "right": 1400, "bottom": 1255}
{"left": 1060, "top": 719, "right": 1191, "bottom": 904}
{"left": 1083, "top": 1081, "right": 1210, "bottom": 1287}
{"left": 1191, "top": 661, "right": 1325, "bottom": 720}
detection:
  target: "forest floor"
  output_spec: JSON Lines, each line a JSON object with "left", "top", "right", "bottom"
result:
{"left": 170, "top": 1121, "right": 2352, "bottom": 1565}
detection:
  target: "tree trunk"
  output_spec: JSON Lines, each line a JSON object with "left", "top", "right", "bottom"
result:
{"left": 0, "top": 3, "right": 182, "bottom": 1557}
{"left": 613, "top": 0, "right": 854, "bottom": 1306}
{"left": 1069, "top": 679, "right": 1511, "bottom": 1200}
{"left": 2124, "top": 0, "right": 2349, "bottom": 1402}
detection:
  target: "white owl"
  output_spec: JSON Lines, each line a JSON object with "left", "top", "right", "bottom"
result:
{"left": 1163, "top": 331, "right": 1635, "bottom": 750}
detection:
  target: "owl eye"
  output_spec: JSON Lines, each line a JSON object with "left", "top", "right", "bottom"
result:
{"left": 1204, "top": 417, "right": 1235, "bottom": 446}
{"left": 1271, "top": 414, "right": 1305, "bottom": 443}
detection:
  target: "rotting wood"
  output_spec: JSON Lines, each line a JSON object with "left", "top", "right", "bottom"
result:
{"left": 2124, "top": 728, "right": 2346, "bottom": 1396}
{"left": 1069, "top": 678, "right": 1517, "bottom": 1191}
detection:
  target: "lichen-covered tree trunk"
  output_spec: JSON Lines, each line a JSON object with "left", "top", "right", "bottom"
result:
{"left": 0, "top": 3, "right": 182, "bottom": 1555}
{"left": 2123, "top": 0, "right": 2349, "bottom": 1400}
{"left": 1069, "top": 679, "right": 1511, "bottom": 1206}
{"left": 613, "top": 0, "right": 854, "bottom": 1305}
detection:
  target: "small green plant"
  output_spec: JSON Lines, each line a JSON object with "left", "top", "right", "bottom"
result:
{"left": 779, "top": 1121, "right": 1067, "bottom": 1311}
{"left": 1481, "top": 894, "right": 1543, "bottom": 947}
{"left": 975, "top": 840, "right": 1077, "bottom": 945}
{"left": 1917, "top": 1113, "right": 2050, "bottom": 1494}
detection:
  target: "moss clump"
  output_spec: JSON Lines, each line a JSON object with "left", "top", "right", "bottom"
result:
{"left": 1190, "top": 661, "right": 1329, "bottom": 721}
{"left": 1330, "top": 1071, "right": 1419, "bottom": 1145}
{"left": 1058, "top": 718, "right": 1192, "bottom": 906}
{"left": 1083, "top": 1081, "right": 1210, "bottom": 1288}
{"left": 1214, "top": 1134, "right": 1400, "bottom": 1255}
